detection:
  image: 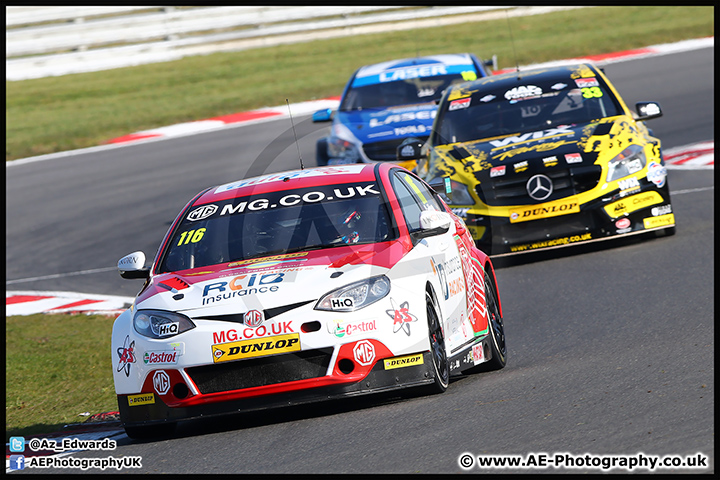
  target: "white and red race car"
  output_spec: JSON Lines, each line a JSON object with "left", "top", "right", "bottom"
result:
{"left": 113, "top": 162, "right": 506, "bottom": 438}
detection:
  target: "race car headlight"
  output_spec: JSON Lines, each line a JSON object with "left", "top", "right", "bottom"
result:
{"left": 315, "top": 275, "right": 390, "bottom": 312}
{"left": 133, "top": 309, "right": 196, "bottom": 339}
{"left": 327, "top": 136, "right": 361, "bottom": 163}
{"left": 429, "top": 177, "right": 474, "bottom": 205}
{"left": 606, "top": 144, "right": 646, "bottom": 182}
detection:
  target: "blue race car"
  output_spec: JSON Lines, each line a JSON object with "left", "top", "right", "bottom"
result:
{"left": 312, "top": 53, "right": 495, "bottom": 168}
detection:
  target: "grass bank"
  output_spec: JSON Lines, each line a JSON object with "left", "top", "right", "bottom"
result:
{"left": 5, "top": 6, "right": 714, "bottom": 161}
{"left": 6, "top": 313, "right": 118, "bottom": 437}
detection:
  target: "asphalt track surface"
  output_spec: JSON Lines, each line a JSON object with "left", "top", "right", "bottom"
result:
{"left": 6, "top": 47, "right": 714, "bottom": 473}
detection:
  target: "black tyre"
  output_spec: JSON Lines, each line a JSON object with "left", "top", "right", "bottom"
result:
{"left": 482, "top": 269, "right": 507, "bottom": 370}
{"left": 645, "top": 225, "right": 676, "bottom": 242}
{"left": 656, "top": 226, "right": 676, "bottom": 237}
{"left": 426, "top": 290, "right": 449, "bottom": 393}
{"left": 124, "top": 422, "right": 176, "bottom": 440}
{"left": 316, "top": 137, "right": 330, "bottom": 166}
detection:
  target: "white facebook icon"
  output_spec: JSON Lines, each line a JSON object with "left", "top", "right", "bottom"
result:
{"left": 9, "top": 455, "right": 25, "bottom": 470}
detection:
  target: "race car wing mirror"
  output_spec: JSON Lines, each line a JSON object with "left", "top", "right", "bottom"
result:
{"left": 635, "top": 102, "right": 663, "bottom": 121}
{"left": 118, "top": 251, "right": 150, "bottom": 280}
{"left": 396, "top": 137, "right": 425, "bottom": 162}
{"left": 483, "top": 54, "right": 498, "bottom": 71}
{"left": 312, "top": 108, "right": 333, "bottom": 123}
{"left": 412, "top": 210, "right": 452, "bottom": 241}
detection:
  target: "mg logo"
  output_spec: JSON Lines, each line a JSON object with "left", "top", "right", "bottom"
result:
{"left": 187, "top": 204, "right": 218, "bottom": 221}
{"left": 153, "top": 370, "right": 171, "bottom": 395}
{"left": 244, "top": 309, "right": 263, "bottom": 328}
{"left": 353, "top": 340, "right": 376, "bottom": 366}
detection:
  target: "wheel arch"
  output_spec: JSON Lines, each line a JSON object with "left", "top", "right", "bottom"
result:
{"left": 424, "top": 281, "right": 442, "bottom": 325}
{"left": 423, "top": 280, "right": 449, "bottom": 392}
{"left": 424, "top": 280, "right": 447, "bottom": 346}
{"left": 471, "top": 246, "right": 503, "bottom": 320}
{"left": 482, "top": 260, "right": 503, "bottom": 320}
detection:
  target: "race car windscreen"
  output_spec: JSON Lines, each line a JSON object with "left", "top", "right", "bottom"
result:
{"left": 158, "top": 182, "right": 394, "bottom": 273}
{"left": 340, "top": 74, "right": 473, "bottom": 111}
{"left": 433, "top": 76, "right": 623, "bottom": 145}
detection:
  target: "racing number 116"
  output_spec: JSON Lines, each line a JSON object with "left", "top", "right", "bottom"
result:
{"left": 177, "top": 228, "right": 206, "bottom": 246}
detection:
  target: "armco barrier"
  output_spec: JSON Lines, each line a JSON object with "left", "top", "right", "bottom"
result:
{"left": 5, "top": 6, "right": 582, "bottom": 81}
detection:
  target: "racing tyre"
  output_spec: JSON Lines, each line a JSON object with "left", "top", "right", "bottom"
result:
{"left": 656, "top": 226, "right": 676, "bottom": 237}
{"left": 316, "top": 137, "right": 329, "bottom": 166}
{"left": 124, "top": 422, "right": 176, "bottom": 440}
{"left": 425, "top": 290, "right": 449, "bottom": 393}
{"left": 645, "top": 225, "right": 675, "bottom": 242}
{"left": 482, "top": 269, "right": 507, "bottom": 370}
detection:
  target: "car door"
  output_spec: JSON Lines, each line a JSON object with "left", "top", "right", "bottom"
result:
{"left": 389, "top": 169, "right": 472, "bottom": 352}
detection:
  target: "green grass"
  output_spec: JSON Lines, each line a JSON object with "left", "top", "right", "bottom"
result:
{"left": 5, "top": 6, "right": 714, "bottom": 161}
{"left": 6, "top": 313, "right": 119, "bottom": 437}
{"left": 2, "top": 6, "right": 715, "bottom": 434}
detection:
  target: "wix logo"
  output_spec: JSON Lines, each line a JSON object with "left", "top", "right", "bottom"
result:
{"left": 489, "top": 127, "right": 574, "bottom": 148}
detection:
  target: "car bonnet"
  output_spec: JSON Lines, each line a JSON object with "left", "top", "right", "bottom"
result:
{"left": 134, "top": 240, "right": 410, "bottom": 316}
{"left": 427, "top": 115, "right": 644, "bottom": 181}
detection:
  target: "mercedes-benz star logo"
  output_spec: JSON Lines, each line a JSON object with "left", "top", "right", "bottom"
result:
{"left": 526, "top": 174, "right": 553, "bottom": 201}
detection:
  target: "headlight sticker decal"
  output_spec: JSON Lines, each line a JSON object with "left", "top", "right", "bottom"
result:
{"left": 385, "top": 298, "right": 418, "bottom": 336}
{"left": 116, "top": 336, "right": 136, "bottom": 377}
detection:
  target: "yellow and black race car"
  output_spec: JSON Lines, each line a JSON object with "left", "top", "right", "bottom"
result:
{"left": 401, "top": 62, "right": 675, "bottom": 256}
